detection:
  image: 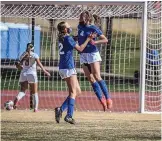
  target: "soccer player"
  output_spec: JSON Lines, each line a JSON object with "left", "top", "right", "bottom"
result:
{"left": 55, "top": 21, "right": 95, "bottom": 124}
{"left": 77, "top": 11, "right": 113, "bottom": 111}
{"left": 13, "top": 43, "right": 50, "bottom": 112}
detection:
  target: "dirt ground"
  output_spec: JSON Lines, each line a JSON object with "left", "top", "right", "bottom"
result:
{"left": 1, "top": 110, "right": 161, "bottom": 141}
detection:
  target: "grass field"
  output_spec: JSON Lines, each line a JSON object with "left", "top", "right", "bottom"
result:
{"left": 1, "top": 110, "right": 161, "bottom": 141}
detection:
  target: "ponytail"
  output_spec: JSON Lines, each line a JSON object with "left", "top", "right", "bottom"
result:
{"left": 93, "top": 14, "right": 101, "bottom": 28}
{"left": 58, "top": 32, "right": 65, "bottom": 43}
{"left": 57, "top": 21, "right": 66, "bottom": 43}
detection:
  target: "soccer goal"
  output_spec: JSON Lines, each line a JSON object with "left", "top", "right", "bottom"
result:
{"left": 1, "top": 1, "right": 161, "bottom": 113}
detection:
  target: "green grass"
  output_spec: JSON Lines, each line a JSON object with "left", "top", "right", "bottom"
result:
{"left": 112, "top": 49, "right": 140, "bottom": 76}
{"left": 111, "top": 31, "right": 140, "bottom": 76}
{"left": 1, "top": 79, "right": 139, "bottom": 92}
{"left": 111, "top": 31, "right": 140, "bottom": 50}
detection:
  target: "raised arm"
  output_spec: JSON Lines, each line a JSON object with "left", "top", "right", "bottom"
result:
{"left": 36, "top": 58, "right": 51, "bottom": 77}
{"left": 89, "top": 25, "right": 108, "bottom": 45}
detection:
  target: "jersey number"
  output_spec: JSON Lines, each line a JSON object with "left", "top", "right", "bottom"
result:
{"left": 25, "top": 58, "right": 29, "bottom": 66}
{"left": 59, "top": 43, "right": 64, "bottom": 55}
{"left": 80, "top": 31, "right": 84, "bottom": 36}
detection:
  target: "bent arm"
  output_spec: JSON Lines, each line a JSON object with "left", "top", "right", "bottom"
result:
{"left": 20, "top": 52, "right": 29, "bottom": 63}
{"left": 36, "top": 58, "right": 51, "bottom": 77}
{"left": 15, "top": 61, "right": 23, "bottom": 70}
{"left": 75, "top": 38, "right": 90, "bottom": 52}
{"left": 93, "top": 34, "right": 108, "bottom": 45}
{"left": 36, "top": 58, "right": 46, "bottom": 72}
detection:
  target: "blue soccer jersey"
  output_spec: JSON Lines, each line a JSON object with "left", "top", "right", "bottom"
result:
{"left": 146, "top": 49, "right": 160, "bottom": 65}
{"left": 78, "top": 24, "right": 103, "bottom": 53}
{"left": 59, "top": 36, "right": 76, "bottom": 69}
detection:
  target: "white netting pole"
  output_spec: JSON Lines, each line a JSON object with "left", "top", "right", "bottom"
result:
{"left": 139, "top": 1, "right": 147, "bottom": 113}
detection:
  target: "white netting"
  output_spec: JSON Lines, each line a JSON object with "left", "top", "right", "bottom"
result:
{"left": 1, "top": 1, "right": 161, "bottom": 113}
{"left": 1, "top": 4, "right": 143, "bottom": 18}
{"left": 145, "top": 1, "right": 162, "bottom": 112}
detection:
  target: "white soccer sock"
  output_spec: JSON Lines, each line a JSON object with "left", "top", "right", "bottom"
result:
{"left": 33, "top": 93, "right": 39, "bottom": 110}
{"left": 16, "top": 92, "right": 25, "bottom": 101}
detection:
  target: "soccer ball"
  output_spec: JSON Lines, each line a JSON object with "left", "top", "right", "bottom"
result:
{"left": 4, "top": 100, "right": 14, "bottom": 110}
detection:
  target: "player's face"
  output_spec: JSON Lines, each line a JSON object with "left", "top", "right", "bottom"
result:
{"left": 65, "top": 22, "right": 70, "bottom": 28}
{"left": 79, "top": 13, "right": 90, "bottom": 25}
{"left": 65, "top": 22, "right": 72, "bottom": 34}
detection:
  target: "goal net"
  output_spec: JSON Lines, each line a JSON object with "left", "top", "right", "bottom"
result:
{"left": 1, "top": 1, "right": 161, "bottom": 113}
{"left": 145, "top": 1, "right": 161, "bottom": 113}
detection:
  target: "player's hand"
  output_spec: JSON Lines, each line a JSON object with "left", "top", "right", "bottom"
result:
{"left": 72, "top": 35, "right": 78, "bottom": 41}
{"left": 15, "top": 61, "right": 23, "bottom": 70}
{"left": 89, "top": 32, "right": 97, "bottom": 39}
{"left": 90, "top": 39, "right": 96, "bottom": 45}
{"left": 44, "top": 70, "right": 51, "bottom": 77}
{"left": 21, "top": 52, "right": 30, "bottom": 61}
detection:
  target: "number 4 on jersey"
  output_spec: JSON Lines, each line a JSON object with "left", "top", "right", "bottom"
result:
{"left": 80, "top": 31, "right": 84, "bottom": 36}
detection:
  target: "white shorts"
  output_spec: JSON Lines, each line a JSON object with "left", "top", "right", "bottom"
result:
{"left": 80, "top": 52, "right": 102, "bottom": 64}
{"left": 19, "top": 73, "right": 38, "bottom": 83}
{"left": 59, "top": 68, "right": 77, "bottom": 79}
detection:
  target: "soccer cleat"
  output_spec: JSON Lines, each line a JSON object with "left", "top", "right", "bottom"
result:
{"left": 100, "top": 97, "right": 107, "bottom": 111}
{"left": 13, "top": 105, "right": 17, "bottom": 109}
{"left": 34, "top": 109, "right": 38, "bottom": 112}
{"left": 107, "top": 98, "right": 113, "bottom": 109}
{"left": 55, "top": 107, "right": 62, "bottom": 123}
{"left": 64, "top": 115, "right": 75, "bottom": 124}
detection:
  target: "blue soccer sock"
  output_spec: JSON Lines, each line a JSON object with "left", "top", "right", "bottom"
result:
{"left": 91, "top": 82, "right": 102, "bottom": 100}
{"left": 60, "top": 96, "right": 69, "bottom": 112}
{"left": 67, "top": 98, "right": 75, "bottom": 117}
{"left": 98, "top": 80, "right": 110, "bottom": 99}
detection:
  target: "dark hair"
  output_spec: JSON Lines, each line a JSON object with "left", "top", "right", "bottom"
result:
{"left": 26, "top": 43, "right": 34, "bottom": 52}
{"left": 57, "top": 21, "right": 66, "bottom": 42}
{"left": 79, "top": 11, "right": 93, "bottom": 26}
{"left": 93, "top": 14, "right": 101, "bottom": 27}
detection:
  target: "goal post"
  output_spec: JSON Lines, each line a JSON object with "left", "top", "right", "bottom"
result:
{"left": 139, "top": 1, "right": 147, "bottom": 113}
{"left": 1, "top": 1, "right": 161, "bottom": 113}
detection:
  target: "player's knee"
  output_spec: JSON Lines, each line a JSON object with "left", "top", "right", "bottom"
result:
{"left": 93, "top": 74, "right": 102, "bottom": 81}
{"left": 20, "top": 86, "right": 27, "bottom": 92}
{"left": 69, "top": 92, "right": 77, "bottom": 99}
{"left": 77, "top": 87, "right": 81, "bottom": 95}
{"left": 87, "top": 75, "right": 96, "bottom": 83}
{"left": 30, "top": 89, "right": 38, "bottom": 95}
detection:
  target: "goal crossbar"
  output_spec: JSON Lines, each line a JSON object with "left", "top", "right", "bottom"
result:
{"left": 1, "top": 2, "right": 144, "bottom": 19}
{"left": 1, "top": 1, "right": 144, "bottom": 6}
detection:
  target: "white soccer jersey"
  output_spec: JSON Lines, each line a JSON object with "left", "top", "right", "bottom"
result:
{"left": 20, "top": 51, "right": 39, "bottom": 74}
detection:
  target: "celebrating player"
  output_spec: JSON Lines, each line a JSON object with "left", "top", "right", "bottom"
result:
{"left": 13, "top": 43, "right": 50, "bottom": 112}
{"left": 78, "top": 11, "right": 113, "bottom": 111}
{"left": 55, "top": 21, "right": 95, "bottom": 124}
